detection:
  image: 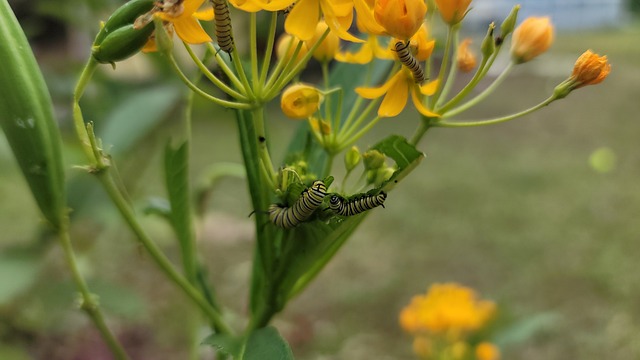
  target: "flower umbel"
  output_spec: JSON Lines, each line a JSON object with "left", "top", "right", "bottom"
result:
{"left": 399, "top": 283, "right": 496, "bottom": 336}
{"left": 281, "top": 84, "right": 323, "bottom": 119}
{"left": 511, "top": 16, "right": 554, "bottom": 64}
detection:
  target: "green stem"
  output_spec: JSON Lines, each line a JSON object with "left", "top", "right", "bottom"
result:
{"left": 250, "top": 13, "right": 259, "bottom": 92}
{"left": 183, "top": 43, "right": 248, "bottom": 101}
{"left": 409, "top": 118, "right": 432, "bottom": 146}
{"left": 430, "top": 23, "right": 458, "bottom": 107}
{"left": 252, "top": 107, "right": 277, "bottom": 185}
{"left": 435, "top": 28, "right": 460, "bottom": 107}
{"left": 337, "top": 98, "right": 380, "bottom": 143}
{"left": 207, "top": 43, "right": 245, "bottom": 92}
{"left": 338, "top": 115, "right": 383, "bottom": 152}
{"left": 443, "top": 61, "right": 514, "bottom": 118}
{"left": 321, "top": 61, "right": 333, "bottom": 127}
{"left": 96, "top": 171, "right": 233, "bottom": 335}
{"left": 167, "top": 54, "right": 252, "bottom": 110}
{"left": 435, "top": 95, "right": 557, "bottom": 128}
{"left": 58, "top": 220, "right": 130, "bottom": 360}
{"left": 72, "top": 59, "right": 99, "bottom": 163}
{"left": 259, "top": 12, "right": 278, "bottom": 89}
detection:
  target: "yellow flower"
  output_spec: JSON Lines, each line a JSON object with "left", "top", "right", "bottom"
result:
{"left": 569, "top": 49, "right": 611, "bottom": 89}
{"left": 157, "top": 0, "right": 214, "bottom": 43}
{"left": 511, "top": 17, "right": 554, "bottom": 64}
{"left": 353, "top": 0, "right": 386, "bottom": 35}
{"left": 475, "top": 342, "right": 501, "bottom": 360}
{"left": 356, "top": 69, "right": 439, "bottom": 117}
{"left": 374, "top": 0, "right": 427, "bottom": 40}
{"left": 276, "top": 33, "right": 310, "bottom": 65}
{"left": 434, "top": 0, "right": 472, "bottom": 25}
{"left": 399, "top": 283, "right": 496, "bottom": 336}
{"left": 281, "top": 84, "right": 323, "bottom": 119}
{"left": 456, "top": 38, "right": 476, "bottom": 72}
{"left": 306, "top": 20, "right": 341, "bottom": 62}
{"left": 335, "top": 35, "right": 392, "bottom": 64}
{"left": 412, "top": 336, "right": 432, "bottom": 359}
{"left": 309, "top": 117, "right": 332, "bottom": 134}
{"left": 408, "top": 24, "right": 435, "bottom": 61}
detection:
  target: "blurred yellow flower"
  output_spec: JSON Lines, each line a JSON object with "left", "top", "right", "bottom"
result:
{"left": 307, "top": 20, "right": 341, "bottom": 62}
{"left": 569, "top": 49, "right": 611, "bottom": 89}
{"left": 281, "top": 84, "right": 323, "bottom": 119}
{"left": 511, "top": 17, "right": 554, "bottom": 63}
{"left": 399, "top": 283, "right": 496, "bottom": 336}
{"left": 276, "top": 33, "right": 310, "bottom": 65}
{"left": 475, "top": 342, "right": 501, "bottom": 360}
{"left": 336, "top": 35, "right": 392, "bottom": 64}
{"left": 434, "top": 0, "right": 472, "bottom": 25}
{"left": 356, "top": 70, "right": 439, "bottom": 117}
{"left": 456, "top": 38, "right": 477, "bottom": 72}
{"left": 409, "top": 24, "right": 436, "bottom": 61}
{"left": 374, "top": 0, "right": 427, "bottom": 40}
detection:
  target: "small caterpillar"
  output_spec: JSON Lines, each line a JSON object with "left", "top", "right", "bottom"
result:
{"left": 269, "top": 180, "right": 327, "bottom": 228}
{"left": 328, "top": 192, "right": 387, "bottom": 216}
{"left": 212, "top": 0, "right": 234, "bottom": 54}
{"left": 394, "top": 41, "right": 426, "bottom": 84}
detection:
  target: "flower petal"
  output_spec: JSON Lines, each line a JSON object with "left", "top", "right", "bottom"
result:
{"left": 419, "top": 79, "right": 439, "bottom": 96}
{"left": 183, "top": 0, "right": 206, "bottom": 18}
{"left": 411, "top": 86, "right": 439, "bottom": 117}
{"left": 285, "top": 0, "right": 320, "bottom": 40}
{"left": 353, "top": 0, "right": 385, "bottom": 35}
{"left": 256, "top": 0, "right": 297, "bottom": 11}
{"left": 174, "top": 17, "right": 212, "bottom": 44}
{"left": 379, "top": 74, "right": 409, "bottom": 117}
{"left": 322, "top": 4, "right": 363, "bottom": 42}
{"left": 335, "top": 42, "right": 373, "bottom": 64}
{"left": 355, "top": 69, "right": 403, "bottom": 98}
{"left": 194, "top": 8, "right": 214, "bottom": 21}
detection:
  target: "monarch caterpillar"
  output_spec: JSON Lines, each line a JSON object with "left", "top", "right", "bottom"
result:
{"left": 329, "top": 192, "right": 387, "bottom": 216}
{"left": 394, "top": 40, "right": 426, "bottom": 84}
{"left": 269, "top": 180, "right": 327, "bottom": 228}
{"left": 212, "top": 0, "right": 234, "bottom": 54}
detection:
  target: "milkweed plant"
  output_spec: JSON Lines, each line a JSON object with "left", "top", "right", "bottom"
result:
{"left": 0, "top": 0, "right": 611, "bottom": 358}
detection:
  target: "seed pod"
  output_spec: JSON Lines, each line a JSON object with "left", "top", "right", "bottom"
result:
{"left": 92, "top": 23, "right": 155, "bottom": 64}
{"left": 0, "top": 1, "right": 66, "bottom": 229}
{"left": 93, "top": 0, "right": 155, "bottom": 46}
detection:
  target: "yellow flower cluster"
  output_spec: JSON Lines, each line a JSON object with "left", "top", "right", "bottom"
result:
{"left": 400, "top": 283, "right": 499, "bottom": 360}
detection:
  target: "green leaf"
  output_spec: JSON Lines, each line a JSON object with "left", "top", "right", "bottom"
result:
{"left": 164, "top": 140, "right": 197, "bottom": 279}
{"left": 0, "top": 0, "right": 66, "bottom": 229}
{"left": 100, "top": 85, "right": 181, "bottom": 154}
{"left": 494, "top": 312, "right": 561, "bottom": 348}
{"left": 372, "top": 134, "right": 425, "bottom": 192}
{"left": 201, "top": 333, "right": 243, "bottom": 357}
{"left": 243, "top": 327, "right": 294, "bottom": 360}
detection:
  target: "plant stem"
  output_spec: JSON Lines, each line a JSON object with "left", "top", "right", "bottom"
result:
{"left": 434, "top": 95, "right": 557, "bottom": 128}
{"left": 58, "top": 220, "right": 130, "bottom": 360}
{"left": 443, "top": 61, "right": 514, "bottom": 118}
{"left": 183, "top": 43, "right": 248, "bottom": 101}
{"left": 409, "top": 118, "right": 432, "bottom": 146}
{"left": 95, "top": 171, "right": 232, "bottom": 335}
{"left": 259, "top": 12, "right": 278, "bottom": 89}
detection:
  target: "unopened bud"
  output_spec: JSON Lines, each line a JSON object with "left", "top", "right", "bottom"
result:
{"left": 481, "top": 22, "right": 495, "bottom": 58}
{"left": 500, "top": 5, "right": 520, "bottom": 40}
{"left": 344, "top": 146, "right": 361, "bottom": 172}
{"left": 362, "top": 149, "right": 385, "bottom": 170}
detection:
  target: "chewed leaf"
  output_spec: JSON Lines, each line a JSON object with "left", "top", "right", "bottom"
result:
{"left": 371, "top": 135, "right": 425, "bottom": 192}
{"left": 243, "top": 327, "right": 294, "bottom": 360}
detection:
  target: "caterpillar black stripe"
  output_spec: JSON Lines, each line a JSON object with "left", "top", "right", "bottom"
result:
{"left": 329, "top": 192, "right": 387, "bottom": 216}
{"left": 269, "top": 180, "right": 327, "bottom": 228}
{"left": 212, "top": 0, "right": 234, "bottom": 54}
{"left": 394, "top": 41, "right": 426, "bottom": 84}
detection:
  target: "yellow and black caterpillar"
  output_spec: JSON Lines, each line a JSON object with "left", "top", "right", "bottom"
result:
{"left": 268, "top": 180, "right": 327, "bottom": 228}
{"left": 328, "top": 192, "right": 387, "bottom": 216}
{"left": 394, "top": 40, "right": 426, "bottom": 84}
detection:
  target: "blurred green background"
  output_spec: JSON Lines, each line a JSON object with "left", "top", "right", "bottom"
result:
{"left": 1, "top": 0, "right": 639, "bottom": 359}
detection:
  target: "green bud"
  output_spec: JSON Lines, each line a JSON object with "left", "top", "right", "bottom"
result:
{"left": 91, "top": 23, "right": 154, "bottom": 64}
{"left": 344, "top": 146, "right": 361, "bottom": 172}
{"left": 153, "top": 17, "right": 174, "bottom": 54}
{"left": 365, "top": 169, "right": 377, "bottom": 185}
{"left": 499, "top": 5, "right": 520, "bottom": 41}
{"left": 362, "top": 149, "right": 385, "bottom": 170}
{"left": 481, "top": 22, "right": 496, "bottom": 58}
{"left": 93, "top": 0, "right": 155, "bottom": 46}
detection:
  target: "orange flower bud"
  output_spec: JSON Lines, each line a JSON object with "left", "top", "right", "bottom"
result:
{"left": 456, "top": 38, "right": 476, "bottom": 72}
{"left": 434, "top": 0, "right": 472, "bottom": 25}
{"left": 570, "top": 49, "right": 611, "bottom": 89}
{"left": 281, "top": 84, "right": 323, "bottom": 119}
{"left": 511, "top": 17, "right": 554, "bottom": 63}
{"left": 306, "top": 20, "right": 340, "bottom": 63}
{"left": 276, "top": 33, "right": 309, "bottom": 65}
{"left": 374, "top": 0, "right": 427, "bottom": 40}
